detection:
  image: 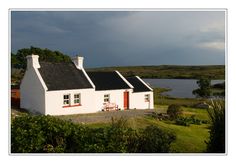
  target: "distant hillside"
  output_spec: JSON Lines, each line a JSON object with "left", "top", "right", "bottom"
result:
{"left": 11, "top": 47, "right": 225, "bottom": 85}
{"left": 86, "top": 65, "right": 225, "bottom": 79}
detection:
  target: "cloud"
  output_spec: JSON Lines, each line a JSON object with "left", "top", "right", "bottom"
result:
{"left": 11, "top": 11, "right": 225, "bottom": 67}
{"left": 197, "top": 41, "right": 225, "bottom": 50}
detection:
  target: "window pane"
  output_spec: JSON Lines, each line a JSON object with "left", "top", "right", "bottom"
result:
{"left": 74, "top": 94, "right": 80, "bottom": 104}
{"left": 74, "top": 99, "right": 80, "bottom": 104}
{"left": 74, "top": 94, "right": 80, "bottom": 98}
{"left": 64, "top": 100, "right": 69, "bottom": 105}
{"left": 145, "top": 94, "right": 150, "bottom": 101}
{"left": 63, "top": 94, "right": 70, "bottom": 105}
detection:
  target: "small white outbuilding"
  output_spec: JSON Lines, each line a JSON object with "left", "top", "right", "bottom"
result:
{"left": 20, "top": 54, "right": 154, "bottom": 115}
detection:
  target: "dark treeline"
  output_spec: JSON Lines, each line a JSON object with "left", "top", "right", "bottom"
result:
{"left": 11, "top": 46, "right": 71, "bottom": 69}
{"left": 87, "top": 65, "right": 225, "bottom": 80}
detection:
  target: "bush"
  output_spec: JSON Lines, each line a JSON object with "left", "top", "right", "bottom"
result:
{"left": 11, "top": 115, "right": 77, "bottom": 153}
{"left": 175, "top": 115, "right": 206, "bottom": 126}
{"left": 137, "top": 125, "right": 176, "bottom": 153}
{"left": 175, "top": 117, "right": 190, "bottom": 126}
{"left": 11, "top": 115, "right": 176, "bottom": 153}
{"left": 206, "top": 100, "right": 225, "bottom": 153}
{"left": 167, "top": 104, "right": 183, "bottom": 120}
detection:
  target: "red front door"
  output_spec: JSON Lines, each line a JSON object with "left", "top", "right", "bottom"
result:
{"left": 124, "top": 91, "right": 129, "bottom": 109}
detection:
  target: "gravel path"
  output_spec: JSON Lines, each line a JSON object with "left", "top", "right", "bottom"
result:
{"left": 58, "top": 109, "right": 155, "bottom": 124}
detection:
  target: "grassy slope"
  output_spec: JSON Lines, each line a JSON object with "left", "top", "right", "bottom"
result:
{"left": 131, "top": 107, "right": 209, "bottom": 153}
{"left": 11, "top": 105, "right": 210, "bottom": 153}
{"left": 86, "top": 65, "right": 225, "bottom": 79}
{"left": 86, "top": 106, "right": 209, "bottom": 153}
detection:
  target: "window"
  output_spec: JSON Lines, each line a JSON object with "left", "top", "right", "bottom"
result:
{"left": 104, "top": 94, "right": 110, "bottom": 103}
{"left": 144, "top": 94, "right": 150, "bottom": 102}
{"left": 63, "top": 94, "right": 70, "bottom": 105}
{"left": 74, "top": 93, "right": 81, "bottom": 104}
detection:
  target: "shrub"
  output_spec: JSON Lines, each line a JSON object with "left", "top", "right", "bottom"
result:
{"left": 137, "top": 125, "right": 176, "bottom": 153}
{"left": 167, "top": 104, "right": 183, "bottom": 120}
{"left": 11, "top": 115, "right": 77, "bottom": 153}
{"left": 175, "top": 117, "right": 190, "bottom": 126}
{"left": 175, "top": 115, "right": 205, "bottom": 126}
{"left": 104, "top": 117, "right": 140, "bottom": 153}
{"left": 206, "top": 100, "right": 225, "bottom": 153}
{"left": 11, "top": 115, "right": 176, "bottom": 153}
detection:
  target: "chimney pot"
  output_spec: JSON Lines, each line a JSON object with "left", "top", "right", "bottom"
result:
{"left": 72, "top": 56, "right": 84, "bottom": 69}
{"left": 26, "top": 54, "right": 40, "bottom": 69}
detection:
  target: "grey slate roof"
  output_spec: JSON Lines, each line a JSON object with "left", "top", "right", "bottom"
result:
{"left": 38, "top": 62, "right": 93, "bottom": 91}
{"left": 126, "top": 76, "right": 152, "bottom": 92}
{"left": 87, "top": 71, "right": 131, "bottom": 91}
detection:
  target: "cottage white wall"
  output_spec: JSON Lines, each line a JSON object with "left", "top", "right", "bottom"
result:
{"left": 129, "top": 91, "right": 154, "bottom": 109}
{"left": 45, "top": 88, "right": 153, "bottom": 115}
{"left": 20, "top": 68, "right": 46, "bottom": 114}
{"left": 93, "top": 89, "right": 133, "bottom": 111}
{"left": 45, "top": 88, "right": 96, "bottom": 115}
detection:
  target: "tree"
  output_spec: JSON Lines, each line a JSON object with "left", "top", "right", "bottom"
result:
{"left": 206, "top": 100, "right": 225, "bottom": 153}
{"left": 192, "top": 78, "right": 211, "bottom": 98}
{"left": 12, "top": 46, "right": 71, "bottom": 69}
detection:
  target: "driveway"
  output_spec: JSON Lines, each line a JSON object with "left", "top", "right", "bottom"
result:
{"left": 58, "top": 109, "right": 155, "bottom": 124}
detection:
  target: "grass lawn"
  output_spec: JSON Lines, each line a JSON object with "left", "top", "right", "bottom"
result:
{"left": 156, "top": 120, "right": 209, "bottom": 153}
{"left": 83, "top": 106, "right": 210, "bottom": 153}
{"left": 11, "top": 106, "right": 210, "bottom": 153}
{"left": 134, "top": 107, "right": 209, "bottom": 153}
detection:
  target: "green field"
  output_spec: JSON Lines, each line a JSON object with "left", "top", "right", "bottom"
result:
{"left": 79, "top": 106, "right": 210, "bottom": 153}
{"left": 11, "top": 86, "right": 213, "bottom": 153}
{"left": 11, "top": 104, "right": 210, "bottom": 153}
{"left": 87, "top": 65, "right": 225, "bottom": 79}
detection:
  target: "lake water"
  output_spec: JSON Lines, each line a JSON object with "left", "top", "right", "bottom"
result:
{"left": 143, "top": 79, "right": 224, "bottom": 98}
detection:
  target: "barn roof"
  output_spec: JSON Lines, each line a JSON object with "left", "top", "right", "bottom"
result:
{"left": 126, "top": 76, "right": 152, "bottom": 92}
{"left": 87, "top": 71, "right": 131, "bottom": 91}
{"left": 38, "top": 62, "right": 93, "bottom": 91}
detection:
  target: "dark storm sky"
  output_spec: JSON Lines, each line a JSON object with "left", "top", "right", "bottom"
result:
{"left": 11, "top": 11, "right": 225, "bottom": 68}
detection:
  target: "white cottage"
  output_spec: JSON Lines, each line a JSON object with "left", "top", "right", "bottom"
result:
{"left": 20, "top": 54, "right": 154, "bottom": 115}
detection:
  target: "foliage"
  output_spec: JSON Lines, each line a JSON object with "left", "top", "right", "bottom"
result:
{"left": 167, "top": 104, "right": 183, "bottom": 120}
{"left": 137, "top": 125, "right": 176, "bottom": 153}
{"left": 11, "top": 115, "right": 76, "bottom": 153}
{"left": 67, "top": 117, "right": 140, "bottom": 153}
{"left": 175, "top": 115, "right": 208, "bottom": 127}
{"left": 11, "top": 115, "right": 176, "bottom": 153}
{"left": 206, "top": 100, "right": 225, "bottom": 153}
{"left": 11, "top": 46, "right": 71, "bottom": 69}
{"left": 192, "top": 78, "right": 211, "bottom": 98}
{"left": 175, "top": 117, "right": 190, "bottom": 126}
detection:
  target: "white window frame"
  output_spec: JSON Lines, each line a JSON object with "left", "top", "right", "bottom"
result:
{"left": 74, "top": 93, "right": 81, "bottom": 104}
{"left": 104, "top": 94, "right": 110, "bottom": 103}
{"left": 63, "top": 94, "right": 70, "bottom": 105}
{"left": 144, "top": 94, "right": 150, "bottom": 102}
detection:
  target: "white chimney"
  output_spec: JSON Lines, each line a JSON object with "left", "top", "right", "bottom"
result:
{"left": 72, "top": 56, "right": 84, "bottom": 69}
{"left": 26, "top": 54, "right": 40, "bottom": 69}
